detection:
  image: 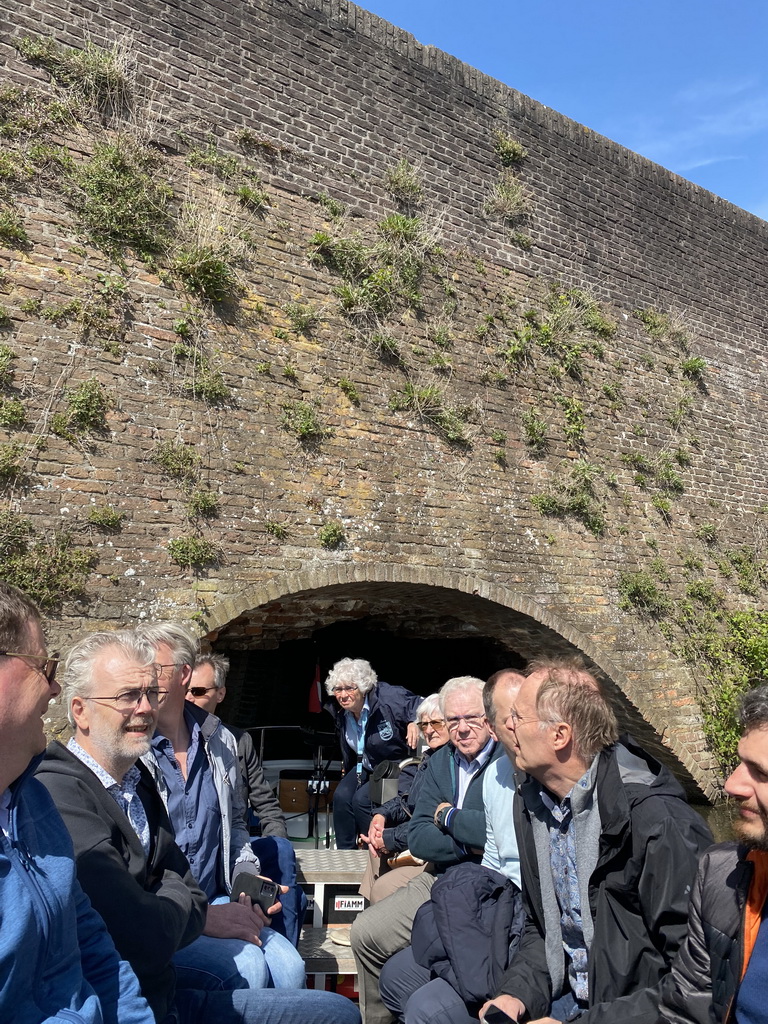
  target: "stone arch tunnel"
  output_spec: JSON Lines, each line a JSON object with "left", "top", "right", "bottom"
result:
{"left": 202, "top": 565, "right": 705, "bottom": 800}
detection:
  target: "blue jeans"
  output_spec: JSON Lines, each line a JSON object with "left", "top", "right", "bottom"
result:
{"left": 251, "top": 835, "right": 307, "bottom": 947}
{"left": 173, "top": 896, "right": 305, "bottom": 990}
{"left": 172, "top": 987, "right": 361, "bottom": 1024}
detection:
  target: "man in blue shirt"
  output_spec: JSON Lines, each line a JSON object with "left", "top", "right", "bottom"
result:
{"left": 137, "top": 622, "right": 304, "bottom": 992}
{"left": 0, "top": 580, "right": 153, "bottom": 1024}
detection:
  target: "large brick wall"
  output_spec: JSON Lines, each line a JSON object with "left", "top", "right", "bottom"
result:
{"left": 2, "top": 0, "right": 767, "bottom": 796}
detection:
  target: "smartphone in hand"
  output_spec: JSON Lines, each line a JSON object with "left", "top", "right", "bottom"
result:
{"left": 230, "top": 873, "right": 279, "bottom": 916}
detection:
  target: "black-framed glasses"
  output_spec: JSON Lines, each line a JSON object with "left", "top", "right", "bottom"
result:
{"left": 84, "top": 687, "right": 168, "bottom": 712}
{"left": 418, "top": 719, "right": 446, "bottom": 733}
{"left": 445, "top": 713, "right": 486, "bottom": 733}
{"left": 0, "top": 650, "right": 59, "bottom": 685}
{"left": 188, "top": 686, "right": 216, "bottom": 698}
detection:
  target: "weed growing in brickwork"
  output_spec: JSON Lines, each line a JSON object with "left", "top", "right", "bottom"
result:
{"left": 281, "top": 400, "right": 331, "bottom": 445}
{"left": 186, "top": 489, "right": 218, "bottom": 519}
{"left": 521, "top": 408, "right": 548, "bottom": 453}
{"left": 651, "top": 494, "right": 672, "bottom": 520}
{"left": 338, "top": 378, "right": 360, "bottom": 404}
{"left": 696, "top": 523, "right": 718, "bottom": 544}
{"left": 681, "top": 356, "right": 707, "bottom": 380}
{"left": 318, "top": 520, "right": 345, "bottom": 549}
{"left": 0, "top": 347, "right": 16, "bottom": 391}
{"left": 283, "top": 301, "right": 320, "bottom": 335}
{"left": 634, "top": 306, "right": 689, "bottom": 349}
{"left": 0, "top": 308, "right": 12, "bottom": 330}
{"left": 70, "top": 141, "right": 172, "bottom": 258}
{"left": 167, "top": 536, "right": 218, "bottom": 569}
{"left": 556, "top": 396, "right": 585, "bottom": 446}
{"left": 236, "top": 183, "right": 270, "bottom": 211}
{"left": 0, "top": 398, "right": 26, "bottom": 430}
{"left": 311, "top": 192, "right": 345, "bottom": 219}
{"left": 265, "top": 520, "right": 288, "bottom": 540}
{"left": 492, "top": 129, "right": 528, "bottom": 167}
{"left": 172, "top": 244, "right": 240, "bottom": 304}
{"left": 0, "top": 443, "right": 31, "bottom": 487}
{"left": 0, "top": 205, "right": 28, "bottom": 246}
{"left": 483, "top": 170, "right": 531, "bottom": 223}
{"left": 51, "top": 378, "right": 109, "bottom": 441}
{"left": 149, "top": 440, "right": 200, "bottom": 481}
{"left": 0, "top": 510, "right": 96, "bottom": 608}
{"left": 87, "top": 504, "right": 124, "bottom": 530}
{"left": 618, "top": 570, "right": 670, "bottom": 616}
{"left": 383, "top": 158, "right": 423, "bottom": 209}
{"left": 15, "top": 35, "right": 133, "bottom": 113}
{"left": 188, "top": 143, "right": 241, "bottom": 181}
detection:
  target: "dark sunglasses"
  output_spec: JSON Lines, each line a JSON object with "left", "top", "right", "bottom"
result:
{"left": 188, "top": 686, "right": 217, "bottom": 697}
{"left": 0, "top": 650, "right": 60, "bottom": 685}
{"left": 417, "top": 719, "right": 446, "bottom": 733}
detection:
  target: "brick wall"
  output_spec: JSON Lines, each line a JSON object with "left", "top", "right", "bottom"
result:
{"left": 2, "top": 0, "right": 767, "bottom": 795}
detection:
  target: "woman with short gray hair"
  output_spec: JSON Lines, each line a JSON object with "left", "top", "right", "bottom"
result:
{"left": 324, "top": 658, "right": 422, "bottom": 849}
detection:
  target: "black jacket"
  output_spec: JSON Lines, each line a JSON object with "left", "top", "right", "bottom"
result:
{"left": 375, "top": 753, "right": 430, "bottom": 853}
{"left": 498, "top": 736, "right": 713, "bottom": 1024}
{"left": 36, "top": 742, "right": 207, "bottom": 1023}
{"left": 324, "top": 680, "right": 422, "bottom": 775}
{"left": 658, "top": 842, "right": 754, "bottom": 1024}
{"left": 227, "top": 724, "right": 288, "bottom": 839}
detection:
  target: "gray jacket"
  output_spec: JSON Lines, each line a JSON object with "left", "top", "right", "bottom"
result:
{"left": 142, "top": 703, "right": 258, "bottom": 892}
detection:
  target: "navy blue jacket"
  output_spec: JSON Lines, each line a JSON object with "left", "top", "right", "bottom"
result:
{"left": 324, "top": 680, "right": 421, "bottom": 775}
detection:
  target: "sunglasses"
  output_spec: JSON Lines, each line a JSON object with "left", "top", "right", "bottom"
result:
{"left": 417, "top": 719, "right": 446, "bottom": 733}
{"left": 0, "top": 650, "right": 59, "bottom": 685}
{"left": 188, "top": 686, "right": 217, "bottom": 698}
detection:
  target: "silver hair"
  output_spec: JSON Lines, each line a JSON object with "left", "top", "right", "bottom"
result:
{"left": 739, "top": 685, "right": 768, "bottom": 733}
{"left": 415, "top": 693, "right": 441, "bottom": 723}
{"left": 194, "top": 653, "right": 230, "bottom": 689}
{"left": 63, "top": 630, "right": 156, "bottom": 728}
{"left": 135, "top": 621, "right": 198, "bottom": 670}
{"left": 438, "top": 675, "right": 486, "bottom": 716}
{"left": 324, "top": 657, "right": 378, "bottom": 696}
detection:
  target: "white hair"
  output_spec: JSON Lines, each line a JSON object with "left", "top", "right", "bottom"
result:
{"left": 438, "top": 675, "right": 486, "bottom": 716}
{"left": 324, "top": 657, "right": 378, "bottom": 696}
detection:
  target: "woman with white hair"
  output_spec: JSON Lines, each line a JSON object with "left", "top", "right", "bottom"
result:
{"left": 324, "top": 658, "right": 421, "bottom": 849}
{"left": 359, "top": 693, "right": 449, "bottom": 902}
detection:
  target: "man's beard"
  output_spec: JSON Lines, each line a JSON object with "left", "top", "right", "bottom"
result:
{"left": 733, "top": 809, "right": 768, "bottom": 851}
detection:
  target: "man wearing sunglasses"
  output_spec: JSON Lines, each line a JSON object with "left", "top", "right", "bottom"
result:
{"left": 185, "top": 653, "right": 304, "bottom": 948}
{"left": 36, "top": 628, "right": 361, "bottom": 1024}
{"left": 351, "top": 675, "right": 502, "bottom": 1024}
{"left": 0, "top": 582, "right": 153, "bottom": 1024}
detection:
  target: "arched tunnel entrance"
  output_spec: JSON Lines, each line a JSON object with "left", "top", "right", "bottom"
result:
{"left": 202, "top": 574, "right": 708, "bottom": 802}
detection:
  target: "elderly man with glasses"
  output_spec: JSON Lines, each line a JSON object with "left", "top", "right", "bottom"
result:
{"left": 36, "top": 629, "right": 361, "bottom": 1024}
{"left": 350, "top": 675, "right": 502, "bottom": 1024}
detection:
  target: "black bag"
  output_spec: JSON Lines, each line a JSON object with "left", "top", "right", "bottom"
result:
{"left": 368, "top": 759, "right": 402, "bottom": 805}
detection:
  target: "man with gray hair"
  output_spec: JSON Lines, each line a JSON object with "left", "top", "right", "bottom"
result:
{"left": 136, "top": 622, "right": 305, "bottom": 991}
{"left": 186, "top": 652, "right": 304, "bottom": 947}
{"left": 659, "top": 683, "right": 768, "bottom": 1024}
{"left": 351, "top": 675, "right": 502, "bottom": 1024}
{"left": 481, "top": 656, "right": 712, "bottom": 1024}
{"left": 36, "top": 628, "right": 361, "bottom": 1024}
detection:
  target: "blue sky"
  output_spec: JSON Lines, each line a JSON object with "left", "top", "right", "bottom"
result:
{"left": 358, "top": 1, "right": 768, "bottom": 221}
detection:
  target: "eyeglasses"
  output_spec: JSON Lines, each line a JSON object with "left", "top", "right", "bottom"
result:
{"left": 418, "top": 719, "right": 446, "bottom": 733}
{"left": 188, "top": 686, "right": 217, "bottom": 698}
{"left": 155, "top": 662, "right": 182, "bottom": 678}
{"left": 0, "top": 650, "right": 59, "bottom": 686}
{"left": 84, "top": 687, "right": 169, "bottom": 712}
{"left": 445, "top": 714, "right": 486, "bottom": 733}
{"left": 332, "top": 685, "right": 358, "bottom": 695}
{"left": 505, "top": 709, "right": 538, "bottom": 727}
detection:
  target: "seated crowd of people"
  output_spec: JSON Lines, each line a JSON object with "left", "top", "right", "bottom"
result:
{"left": 1, "top": 578, "right": 765, "bottom": 1024}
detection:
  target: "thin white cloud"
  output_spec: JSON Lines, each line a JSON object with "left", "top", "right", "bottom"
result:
{"left": 674, "top": 76, "right": 760, "bottom": 105}
{"left": 676, "top": 154, "right": 747, "bottom": 172}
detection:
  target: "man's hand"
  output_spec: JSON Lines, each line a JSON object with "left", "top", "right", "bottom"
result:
{"left": 203, "top": 898, "right": 270, "bottom": 945}
{"left": 406, "top": 721, "right": 420, "bottom": 749}
{"left": 479, "top": 995, "right": 527, "bottom": 1022}
{"left": 434, "top": 801, "right": 453, "bottom": 826}
{"left": 362, "top": 813, "right": 388, "bottom": 854}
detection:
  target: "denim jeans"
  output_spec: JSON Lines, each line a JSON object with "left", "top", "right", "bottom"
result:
{"left": 173, "top": 896, "right": 305, "bottom": 990}
{"left": 172, "top": 987, "right": 361, "bottom": 1024}
{"left": 251, "top": 835, "right": 307, "bottom": 947}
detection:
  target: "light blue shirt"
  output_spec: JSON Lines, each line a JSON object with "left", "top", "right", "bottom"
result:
{"left": 454, "top": 736, "right": 495, "bottom": 806}
{"left": 481, "top": 755, "right": 522, "bottom": 888}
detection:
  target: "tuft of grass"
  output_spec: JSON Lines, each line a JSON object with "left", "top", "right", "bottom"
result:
{"left": 556, "top": 395, "right": 585, "bottom": 446}
{"left": 318, "top": 520, "right": 345, "bottom": 549}
{"left": 338, "top": 378, "right": 360, "bottom": 404}
{"left": 0, "top": 509, "right": 96, "bottom": 609}
{"left": 167, "top": 536, "right": 218, "bottom": 569}
{"left": 186, "top": 489, "right": 218, "bottom": 518}
{"left": 265, "top": 520, "right": 288, "bottom": 540}
{"left": 236, "top": 182, "right": 270, "bottom": 211}
{"left": 149, "top": 440, "right": 200, "bottom": 481}
{"left": 283, "top": 301, "right": 320, "bottom": 335}
{"left": 0, "top": 205, "right": 28, "bottom": 246}
{"left": 311, "top": 192, "right": 345, "bottom": 218}
{"left": 172, "top": 244, "right": 240, "bottom": 303}
{"left": 696, "top": 523, "right": 718, "bottom": 544}
{"left": 51, "top": 378, "right": 108, "bottom": 440}
{"left": 618, "top": 570, "right": 670, "bottom": 617}
{"left": 681, "top": 356, "right": 707, "bottom": 380}
{"left": 281, "top": 400, "right": 330, "bottom": 444}
{"left": 87, "top": 504, "right": 124, "bottom": 530}
{"left": 383, "top": 158, "right": 423, "bottom": 208}
{"left": 521, "top": 408, "right": 548, "bottom": 452}
{"left": 0, "top": 397, "right": 26, "bottom": 430}
{"left": 15, "top": 35, "right": 131, "bottom": 111}
{"left": 483, "top": 170, "right": 531, "bottom": 223}
{"left": 492, "top": 129, "right": 528, "bottom": 166}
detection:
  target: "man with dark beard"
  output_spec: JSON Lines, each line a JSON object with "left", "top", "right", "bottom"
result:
{"left": 659, "top": 684, "right": 768, "bottom": 1024}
